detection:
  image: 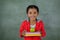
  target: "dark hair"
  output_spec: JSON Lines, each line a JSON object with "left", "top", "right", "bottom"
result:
{"left": 26, "top": 5, "right": 39, "bottom": 14}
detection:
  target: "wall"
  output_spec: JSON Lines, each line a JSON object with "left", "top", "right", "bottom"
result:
{"left": 0, "top": 0, "right": 60, "bottom": 40}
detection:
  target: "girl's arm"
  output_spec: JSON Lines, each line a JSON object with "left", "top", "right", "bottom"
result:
{"left": 40, "top": 20, "right": 46, "bottom": 37}
{"left": 19, "top": 21, "right": 25, "bottom": 38}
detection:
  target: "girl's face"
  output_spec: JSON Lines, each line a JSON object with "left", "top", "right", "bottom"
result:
{"left": 27, "top": 8, "right": 39, "bottom": 21}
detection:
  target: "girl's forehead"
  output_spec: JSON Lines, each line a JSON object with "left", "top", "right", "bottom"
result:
{"left": 28, "top": 8, "right": 38, "bottom": 12}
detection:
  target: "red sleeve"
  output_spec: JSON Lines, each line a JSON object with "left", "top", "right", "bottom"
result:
{"left": 19, "top": 21, "right": 25, "bottom": 38}
{"left": 40, "top": 20, "right": 46, "bottom": 37}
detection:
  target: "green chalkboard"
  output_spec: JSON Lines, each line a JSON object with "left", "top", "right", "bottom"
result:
{"left": 0, "top": 0, "right": 60, "bottom": 40}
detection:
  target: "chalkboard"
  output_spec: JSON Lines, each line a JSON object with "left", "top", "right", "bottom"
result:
{"left": 0, "top": 0, "right": 60, "bottom": 40}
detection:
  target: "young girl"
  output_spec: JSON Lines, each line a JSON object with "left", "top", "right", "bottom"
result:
{"left": 19, "top": 5, "right": 46, "bottom": 40}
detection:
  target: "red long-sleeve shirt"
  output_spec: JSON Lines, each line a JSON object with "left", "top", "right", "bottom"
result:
{"left": 19, "top": 19, "right": 46, "bottom": 40}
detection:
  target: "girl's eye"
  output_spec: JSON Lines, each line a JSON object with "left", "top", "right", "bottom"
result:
{"left": 29, "top": 12, "right": 32, "bottom": 14}
{"left": 34, "top": 12, "right": 36, "bottom": 14}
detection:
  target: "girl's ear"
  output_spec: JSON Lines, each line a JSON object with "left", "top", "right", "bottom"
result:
{"left": 37, "top": 13, "right": 39, "bottom": 16}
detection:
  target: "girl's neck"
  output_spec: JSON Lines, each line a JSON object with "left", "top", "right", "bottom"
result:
{"left": 30, "top": 20, "right": 36, "bottom": 25}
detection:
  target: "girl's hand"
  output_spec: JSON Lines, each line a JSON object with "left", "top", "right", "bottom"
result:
{"left": 22, "top": 30, "right": 26, "bottom": 36}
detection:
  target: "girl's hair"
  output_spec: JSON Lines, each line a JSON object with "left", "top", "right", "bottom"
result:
{"left": 26, "top": 5, "right": 39, "bottom": 14}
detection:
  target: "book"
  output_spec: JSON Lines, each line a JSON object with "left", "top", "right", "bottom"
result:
{"left": 24, "top": 32, "right": 41, "bottom": 36}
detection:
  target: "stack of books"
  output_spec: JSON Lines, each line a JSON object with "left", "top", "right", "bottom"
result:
{"left": 24, "top": 32, "right": 41, "bottom": 36}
